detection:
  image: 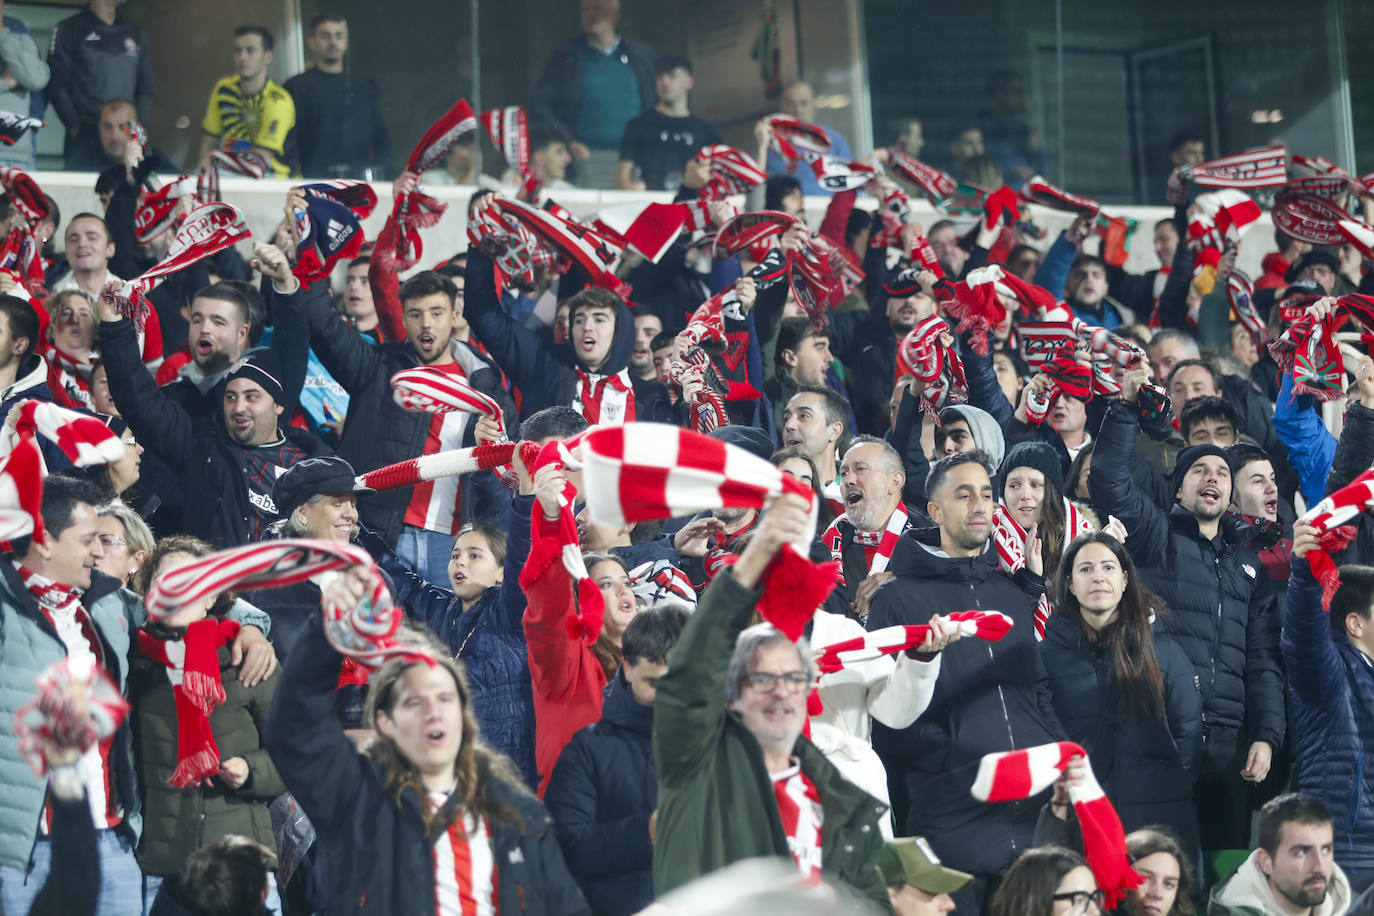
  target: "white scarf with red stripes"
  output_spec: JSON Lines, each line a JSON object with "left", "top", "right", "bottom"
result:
{"left": 822, "top": 503, "right": 909, "bottom": 587}
{"left": 992, "top": 500, "right": 1093, "bottom": 638}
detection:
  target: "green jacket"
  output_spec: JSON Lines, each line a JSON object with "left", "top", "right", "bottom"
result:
{"left": 652, "top": 572, "right": 891, "bottom": 912}
{"left": 130, "top": 642, "right": 286, "bottom": 876}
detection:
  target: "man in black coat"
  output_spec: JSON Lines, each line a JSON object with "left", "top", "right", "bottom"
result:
{"left": 545, "top": 606, "right": 688, "bottom": 916}
{"left": 868, "top": 450, "right": 1065, "bottom": 914}
{"left": 1089, "top": 363, "right": 1283, "bottom": 854}
{"left": 464, "top": 247, "right": 672, "bottom": 426}
{"left": 288, "top": 264, "right": 515, "bottom": 586}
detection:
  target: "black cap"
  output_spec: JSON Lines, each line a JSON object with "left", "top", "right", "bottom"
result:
{"left": 1172, "top": 443, "right": 1228, "bottom": 496}
{"left": 272, "top": 456, "right": 374, "bottom": 519}
{"left": 1283, "top": 248, "right": 1339, "bottom": 284}
{"left": 226, "top": 354, "right": 285, "bottom": 404}
{"left": 997, "top": 440, "right": 1064, "bottom": 498}
{"left": 709, "top": 424, "right": 774, "bottom": 461}
{"left": 1279, "top": 277, "right": 1326, "bottom": 303}
{"left": 882, "top": 266, "right": 924, "bottom": 298}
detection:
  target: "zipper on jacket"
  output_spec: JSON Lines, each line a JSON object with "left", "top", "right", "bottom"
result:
{"left": 972, "top": 574, "right": 1020, "bottom": 858}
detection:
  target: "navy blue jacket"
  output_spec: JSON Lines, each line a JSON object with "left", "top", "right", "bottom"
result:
{"left": 362, "top": 495, "right": 538, "bottom": 789}
{"left": 1089, "top": 398, "right": 1284, "bottom": 761}
{"left": 544, "top": 671, "right": 656, "bottom": 916}
{"left": 1282, "top": 559, "right": 1374, "bottom": 871}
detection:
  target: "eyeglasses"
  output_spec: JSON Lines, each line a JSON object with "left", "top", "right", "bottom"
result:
{"left": 1052, "top": 890, "right": 1105, "bottom": 914}
{"left": 741, "top": 671, "right": 808, "bottom": 693}
{"left": 97, "top": 534, "right": 127, "bottom": 549}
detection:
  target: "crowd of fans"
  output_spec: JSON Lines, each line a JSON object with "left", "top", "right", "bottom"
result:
{"left": 1, "top": 1, "right": 1374, "bottom": 916}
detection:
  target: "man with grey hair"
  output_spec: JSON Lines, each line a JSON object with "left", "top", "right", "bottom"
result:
{"left": 868, "top": 449, "right": 1065, "bottom": 913}
{"left": 1146, "top": 328, "right": 1200, "bottom": 389}
{"left": 822, "top": 435, "right": 912, "bottom": 622}
{"left": 652, "top": 493, "right": 889, "bottom": 908}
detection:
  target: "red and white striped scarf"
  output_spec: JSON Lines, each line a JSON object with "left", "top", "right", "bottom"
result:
{"left": 1273, "top": 190, "right": 1359, "bottom": 247}
{"left": 885, "top": 151, "right": 956, "bottom": 205}
{"left": 580, "top": 424, "right": 838, "bottom": 640}
{"left": 629, "top": 558, "right": 696, "bottom": 608}
{"left": 1019, "top": 175, "right": 1100, "bottom": 217}
{"left": 1187, "top": 189, "right": 1262, "bottom": 252}
{"left": 135, "top": 175, "right": 198, "bottom": 244}
{"left": 358, "top": 442, "right": 529, "bottom": 493}
{"left": 0, "top": 435, "right": 42, "bottom": 544}
{"left": 14, "top": 656, "right": 129, "bottom": 778}
{"left": 490, "top": 197, "right": 623, "bottom": 289}
{"left": 0, "top": 168, "right": 48, "bottom": 223}
{"left": 764, "top": 115, "right": 832, "bottom": 169}
{"left": 144, "top": 540, "right": 429, "bottom": 670}
{"left": 896, "top": 316, "right": 967, "bottom": 422}
{"left": 383, "top": 99, "right": 477, "bottom": 271}
{"left": 5, "top": 398, "right": 125, "bottom": 468}
{"left": 809, "top": 156, "right": 877, "bottom": 193}
{"left": 972, "top": 743, "right": 1143, "bottom": 909}
{"left": 195, "top": 149, "right": 269, "bottom": 204}
{"left": 102, "top": 202, "right": 251, "bottom": 332}
{"left": 18, "top": 562, "right": 83, "bottom": 620}
{"left": 821, "top": 503, "right": 909, "bottom": 586}
{"left": 481, "top": 106, "right": 529, "bottom": 179}
{"left": 712, "top": 210, "right": 799, "bottom": 260}
{"left": 992, "top": 501, "right": 1094, "bottom": 637}
{"left": 391, "top": 367, "right": 505, "bottom": 435}
{"left": 1176, "top": 145, "right": 1287, "bottom": 192}
{"left": 772, "top": 763, "right": 824, "bottom": 878}
{"left": 813, "top": 610, "right": 1013, "bottom": 673}
{"left": 0, "top": 226, "right": 46, "bottom": 299}
{"left": 694, "top": 144, "right": 766, "bottom": 200}
{"left": 1269, "top": 293, "right": 1374, "bottom": 400}
{"left": 1297, "top": 468, "right": 1374, "bottom": 609}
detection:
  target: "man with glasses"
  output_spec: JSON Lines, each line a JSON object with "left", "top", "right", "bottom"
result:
{"left": 651, "top": 492, "right": 890, "bottom": 910}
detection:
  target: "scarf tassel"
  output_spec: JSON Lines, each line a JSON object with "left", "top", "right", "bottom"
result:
{"left": 168, "top": 745, "right": 221, "bottom": 790}
{"left": 758, "top": 549, "right": 840, "bottom": 642}
{"left": 179, "top": 669, "right": 227, "bottom": 715}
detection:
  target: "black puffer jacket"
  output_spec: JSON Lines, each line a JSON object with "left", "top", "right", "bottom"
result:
{"left": 545, "top": 671, "right": 656, "bottom": 916}
{"left": 264, "top": 615, "right": 590, "bottom": 916}
{"left": 867, "top": 528, "right": 1065, "bottom": 878}
{"left": 1088, "top": 398, "right": 1284, "bottom": 761}
{"left": 1039, "top": 611, "right": 1204, "bottom": 857}
{"left": 464, "top": 248, "right": 673, "bottom": 423}
{"left": 291, "top": 286, "right": 517, "bottom": 544}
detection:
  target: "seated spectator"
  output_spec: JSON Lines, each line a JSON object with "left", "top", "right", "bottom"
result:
{"left": 148, "top": 836, "right": 278, "bottom": 916}
{"left": 652, "top": 495, "right": 888, "bottom": 908}
{"left": 284, "top": 13, "right": 389, "bottom": 179}
{"left": 131, "top": 536, "right": 285, "bottom": 911}
{"left": 878, "top": 837, "right": 973, "bottom": 916}
{"left": 761, "top": 81, "right": 854, "bottom": 196}
{"left": 1041, "top": 532, "right": 1203, "bottom": 859}
{"left": 616, "top": 55, "right": 718, "bottom": 192}
{"left": 546, "top": 606, "right": 689, "bottom": 916}
{"left": 1207, "top": 794, "right": 1352, "bottom": 915}
{"left": 264, "top": 571, "right": 589, "bottom": 915}
{"left": 530, "top": 0, "right": 656, "bottom": 188}
{"left": 198, "top": 25, "right": 294, "bottom": 177}
{"left": 1285, "top": 523, "right": 1374, "bottom": 894}
{"left": 988, "top": 846, "right": 1100, "bottom": 916}
{"left": 943, "top": 126, "right": 984, "bottom": 179}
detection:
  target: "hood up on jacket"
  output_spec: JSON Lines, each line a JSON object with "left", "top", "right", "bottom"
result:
{"left": 942, "top": 403, "right": 1005, "bottom": 467}
{"left": 558, "top": 293, "right": 637, "bottom": 377}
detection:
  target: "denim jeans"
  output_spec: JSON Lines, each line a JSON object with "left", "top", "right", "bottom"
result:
{"left": 396, "top": 524, "right": 457, "bottom": 588}
{"left": 0, "top": 828, "right": 144, "bottom": 915}
{"left": 144, "top": 870, "right": 279, "bottom": 915}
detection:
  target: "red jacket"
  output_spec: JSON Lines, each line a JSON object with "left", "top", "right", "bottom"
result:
{"left": 520, "top": 513, "right": 608, "bottom": 796}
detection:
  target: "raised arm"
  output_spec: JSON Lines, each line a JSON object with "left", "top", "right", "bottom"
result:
{"left": 1271, "top": 369, "right": 1337, "bottom": 507}
{"left": 1087, "top": 370, "right": 1170, "bottom": 567}
{"left": 463, "top": 245, "right": 559, "bottom": 401}
{"left": 94, "top": 307, "right": 196, "bottom": 468}
{"left": 1282, "top": 524, "right": 1347, "bottom": 719}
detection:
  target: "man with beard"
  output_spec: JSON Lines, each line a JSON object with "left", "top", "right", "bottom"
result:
{"left": 821, "top": 435, "right": 909, "bottom": 623}
{"left": 867, "top": 450, "right": 1064, "bottom": 913}
{"left": 1090, "top": 362, "right": 1283, "bottom": 860}
{"left": 781, "top": 386, "right": 850, "bottom": 516}
{"left": 828, "top": 266, "right": 932, "bottom": 435}
{"left": 628, "top": 306, "right": 660, "bottom": 382}
{"left": 1209, "top": 794, "right": 1352, "bottom": 915}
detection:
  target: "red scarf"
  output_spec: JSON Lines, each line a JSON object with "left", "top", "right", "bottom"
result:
{"left": 137, "top": 619, "right": 241, "bottom": 788}
{"left": 1269, "top": 294, "right": 1374, "bottom": 400}
{"left": 821, "top": 503, "right": 909, "bottom": 586}
{"left": 382, "top": 99, "right": 477, "bottom": 272}
{"left": 18, "top": 563, "right": 83, "bottom": 619}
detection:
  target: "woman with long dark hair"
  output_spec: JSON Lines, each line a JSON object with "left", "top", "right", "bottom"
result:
{"left": 989, "top": 845, "right": 1102, "bottom": 916}
{"left": 1124, "top": 827, "right": 1198, "bottom": 916}
{"left": 264, "top": 567, "right": 588, "bottom": 915}
{"left": 1040, "top": 532, "right": 1204, "bottom": 863}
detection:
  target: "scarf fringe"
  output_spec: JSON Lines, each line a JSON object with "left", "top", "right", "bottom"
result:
{"left": 168, "top": 747, "right": 220, "bottom": 789}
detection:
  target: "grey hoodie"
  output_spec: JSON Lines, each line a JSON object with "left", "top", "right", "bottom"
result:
{"left": 943, "top": 403, "right": 1005, "bottom": 468}
{"left": 1209, "top": 849, "right": 1351, "bottom": 916}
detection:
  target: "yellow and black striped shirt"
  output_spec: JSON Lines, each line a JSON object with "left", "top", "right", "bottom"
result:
{"left": 202, "top": 75, "right": 294, "bottom": 177}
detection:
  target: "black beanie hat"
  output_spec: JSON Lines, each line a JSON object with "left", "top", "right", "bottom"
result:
{"left": 1171, "top": 443, "right": 1228, "bottom": 496}
{"left": 996, "top": 440, "right": 1064, "bottom": 498}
